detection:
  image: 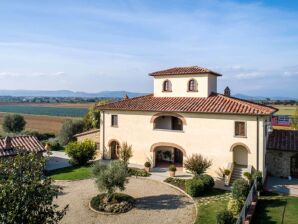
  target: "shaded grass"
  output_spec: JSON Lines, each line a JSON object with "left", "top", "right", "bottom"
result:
{"left": 195, "top": 189, "right": 231, "bottom": 224}
{"left": 48, "top": 165, "right": 93, "bottom": 180}
{"left": 252, "top": 192, "right": 298, "bottom": 224}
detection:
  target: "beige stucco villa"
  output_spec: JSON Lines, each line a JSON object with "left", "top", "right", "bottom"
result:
{"left": 97, "top": 66, "right": 277, "bottom": 184}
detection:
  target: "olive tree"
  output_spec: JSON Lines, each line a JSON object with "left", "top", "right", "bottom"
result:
{"left": 184, "top": 153, "right": 212, "bottom": 176}
{"left": 93, "top": 161, "right": 129, "bottom": 202}
{"left": 0, "top": 152, "right": 68, "bottom": 224}
{"left": 2, "top": 114, "right": 26, "bottom": 133}
{"left": 58, "top": 119, "right": 84, "bottom": 145}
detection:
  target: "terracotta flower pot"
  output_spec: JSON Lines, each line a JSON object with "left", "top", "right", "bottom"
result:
{"left": 144, "top": 167, "right": 150, "bottom": 173}
{"left": 169, "top": 171, "right": 176, "bottom": 177}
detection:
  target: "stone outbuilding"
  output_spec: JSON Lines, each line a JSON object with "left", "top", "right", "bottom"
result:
{"left": 266, "top": 130, "right": 298, "bottom": 178}
{"left": 74, "top": 129, "right": 100, "bottom": 158}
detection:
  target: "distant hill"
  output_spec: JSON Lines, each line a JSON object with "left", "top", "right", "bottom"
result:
{"left": 0, "top": 90, "right": 146, "bottom": 98}
{"left": 233, "top": 94, "right": 297, "bottom": 101}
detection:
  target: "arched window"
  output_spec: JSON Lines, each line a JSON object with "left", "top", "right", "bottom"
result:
{"left": 188, "top": 79, "right": 197, "bottom": 92}
{"left": 154, "top": 115, "right": 183, "bottom": 131}
{"left": 163, "top": 80, "right": 172, "bottom": 92}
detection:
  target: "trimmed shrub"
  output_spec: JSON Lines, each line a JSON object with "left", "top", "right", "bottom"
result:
{"left": 168, "top": 164, "right": 177, "bottom": 172}
{"left": 216, "top": 210, "right": 235, "bottom": 224}
{"left": 199, "top": 174, "right": 215, "bottom": 191}
{"left": 243, "top": 172, "right": 252, "bottom": 183}
{"left": 184, "top": 154, "right": 212, "bottom": 176}
{"left": 128, "top": 167, "right": 150, "bottom": 177}
{"left": 232, "top": 178, "right": 250, "bottom": 200}
{"left": 65, "top": 139, "right": 96, "bottom": 165}
{"left": 185, "top": 177, "right": 204, "bottom": 197}
{"left": 144, "top": 161, "right": 151, "bottom": 168}
{"left": 227, "top": 198, "right": 244, "bottom": 216}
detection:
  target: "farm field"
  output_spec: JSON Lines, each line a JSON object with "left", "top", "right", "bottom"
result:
{"left": 271, "top": 104, "right": 297, "bottom": 116}
{"left": 0, "top": 113, "right": 79, "bottom": 135}
{"left": 0, "top": 104, "right": 88, "bottom": 117}
{"left": 0, "top": 102, "right": 93, "bottom": 108}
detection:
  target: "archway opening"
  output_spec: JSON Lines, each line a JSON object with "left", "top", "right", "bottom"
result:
{"left": 232, "top": 145, "right": 248, "bottom": 167}
{"left": 154, "top": 116, "right": 183, "bottom": 131}
{"left": 154, "top": 146, "right": 184, "bottom": 168}
{"left": 109, "top": 140, "right": 120, "bottom": 160}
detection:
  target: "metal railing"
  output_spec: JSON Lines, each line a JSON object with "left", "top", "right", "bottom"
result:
{"left": 236, "top": 180, "right": 258, "bottom": 224}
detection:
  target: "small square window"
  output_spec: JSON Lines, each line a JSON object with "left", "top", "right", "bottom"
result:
{"left": 111, "top": 115, "right": 118, "bottom": 127}
{"left": 235, "top": 121, "right": 246, "bottom": 137}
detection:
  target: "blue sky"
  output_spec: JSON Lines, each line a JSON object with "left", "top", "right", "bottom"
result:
{"left": 0, "top": 0, "right": 298, "bottom": 97}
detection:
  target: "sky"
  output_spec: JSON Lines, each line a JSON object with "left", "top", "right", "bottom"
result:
{"left": 0, "top": 0, "right": 298, "bottom": 97}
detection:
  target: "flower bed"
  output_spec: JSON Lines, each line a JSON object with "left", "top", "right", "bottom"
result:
{"left": 90, "top": 193, "right": 135, "bottom": 214}
{"left": 128, "top": 167, "right": 151, "bottom": 177}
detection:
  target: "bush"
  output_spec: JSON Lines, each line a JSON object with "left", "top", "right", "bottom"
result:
{"left": 90, "top": 193, "right": 135, "bottom": 214}
{"left": 224, "top": 169, "right": 231, "bottom": 176}
{"left": 227, "top": 198, "right": 244, "bottom": 216}
{"left": 65, "top": 139, "right": 96, "bottom": 165}
{"left": 216, "top": 210, "right": 235, "bottom": 224}
{"left": 252, "top": 171, "right": 263, "bottom": 191}
{"left": 243, "top": 172, "right": 252, "bottom": 183}
{"left": 184, "top": 154, "right": 212, "bottom": 176}
{"left": 93, "top": 161, "right": 129, "bottom": 202}
{"left": 23, "top": 130, "right": 55, "bottom": 141}
{"left": 185, "top": 177, "right": 204, "bottom": 197}
{"left": 127, "top": 167, "right": 150, "bottom": 177}
{"left": 199, "top": 174, "right": 215, "bottom": 191}
{"left": 2, "top": 114, "right": 26, "bottom": 133}
{"left": 168, "top": 164, "right": 177, "bottom": 172}
{"left": 144, "top": 161, "right": 151, "bottom": 168}
{"left": 232, "top": 178, "right": 250, "bottom": 200}
{"left": 118, "top": 142, "right": 133, "bottom": 166}
{"left": 58, "top": 119, "right": 84, "bottom": 145}
{"left": 46, "top": 139, "right": 64, "bottom": 151}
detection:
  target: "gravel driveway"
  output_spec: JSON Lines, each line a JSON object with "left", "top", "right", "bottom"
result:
{"left": 55, "top": 177, "right": 195, "bottom": 224}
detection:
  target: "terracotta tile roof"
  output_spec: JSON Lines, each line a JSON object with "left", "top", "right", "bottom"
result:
{"left": 149, "top": 66, "right": 222, "bottom": 76}
{"left": 97, "top": 93, "right": 277, "bottom": 115}
{"left": 267, "top": 130, "right": 298, "bottom": 152}
{"left": 0, "top": 135, "right": 45, "bottom": 157}
{"left": 74, "top": 129, "right": 100, "bottom": 138}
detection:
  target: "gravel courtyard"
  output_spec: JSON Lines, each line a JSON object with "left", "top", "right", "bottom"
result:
{"left": 55, "top": 177, "right": 195, "bottom": 224}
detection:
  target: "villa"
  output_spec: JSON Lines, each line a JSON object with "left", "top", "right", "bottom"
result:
{"left": 97, "top": 66, "right": 277, "bottom": 184}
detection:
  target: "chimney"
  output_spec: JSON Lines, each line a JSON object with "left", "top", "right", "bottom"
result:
{"left": 3, "top": 136, "right": 12, "bottom": 150}
{"left": 123, "top": 94, "right": 129, "bottom": 100}
{"left": 224, "top": 86, "right": 231, "bottom": 97}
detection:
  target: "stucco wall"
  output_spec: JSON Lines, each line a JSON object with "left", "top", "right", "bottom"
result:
{"left": 100, "top": 110, "right": 267, "bottom": 176}
{"left": 153, "top": 74, "right": 218, "bottom": 97}
{"left": 266, "top": 150, "right": 297, "bottom": 177}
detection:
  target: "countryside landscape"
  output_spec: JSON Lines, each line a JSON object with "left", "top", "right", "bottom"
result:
{"left": 1, "top": 1, "right": 298, "bottom": 224}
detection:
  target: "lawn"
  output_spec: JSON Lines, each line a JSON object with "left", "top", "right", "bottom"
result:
{"left": 48, "top": 165, "right": 94, "bottom": 180}
{"left": 252, "top": 192, "right": 298, "bottom": 224}
{"left": 195, "top": 189, "right": 231, "bottom": 224}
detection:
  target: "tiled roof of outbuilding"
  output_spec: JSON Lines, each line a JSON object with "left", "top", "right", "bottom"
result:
{"left": 267, "top": 130, "right": 298, "bottom": 152}
{"left": 149, "top": 66, "right": 222, "bottom": 76}
{"left": 97, "top": 93, "right": 277, "bottom": 115}
{"left": 0, "top": 135, "right": 45, "bottom": 157}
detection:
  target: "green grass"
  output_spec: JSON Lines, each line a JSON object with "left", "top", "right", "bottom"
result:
{"left": 195, "top": 189, "right": 231, "bottom": 224}
{"left": 48, "top": 165, "right": 93, "bottom": 180}
{"left": 272, "top": 105, "right": 297, "bottom": 116}
{"left": 253, "top": 192, "right": 298, "bottom": 224}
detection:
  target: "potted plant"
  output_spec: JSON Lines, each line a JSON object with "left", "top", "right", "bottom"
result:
{"left": 223, "top": 169, "right": 231, "bottom": 186}
{"left": 144, "top": 161, "right": 151, "bottom": 173}
{"left": 168, "top": 164, "right": 177, "bottom": 177}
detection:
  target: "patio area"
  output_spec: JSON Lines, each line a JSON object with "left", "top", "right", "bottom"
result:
{"left": 266, "top": 176, "right": 298, "bottom": 196}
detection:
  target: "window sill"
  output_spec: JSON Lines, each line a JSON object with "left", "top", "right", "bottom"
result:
{"left": 234, "top": 135, "right": 247, "bottom": 138}
{"left": 187, "top": 90, "right": 198, "bottom": 92}
{"left": 153, "top": 128, "right": 184, "bottom": 133}
{"left": 111, "top": 125, "right": 118, "bottom": 128}
{"left": 162, "top": 90, "right": 172, "bottom": 92}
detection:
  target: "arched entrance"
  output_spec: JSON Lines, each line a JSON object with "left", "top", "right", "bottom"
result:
{"left": 291, "top": 153, "right": 298, "bottom": 178}
{"left": 109, "top": 140, "right": 120, "bottom": 160}
{"left": 150, "top": 143, "right": 185, "bottom": 168}
{"left": 232, "top": 144, "right": 249, "bottom": 166}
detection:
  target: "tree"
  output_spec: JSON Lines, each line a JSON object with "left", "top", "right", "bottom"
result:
{"left": 83, "top": 105, "right": 101, "bottom": 130}
{"left": 118, "top": 142, "right": 133, "bottom": 166}
{"left": 184, "top": 154, "right": 212, "bottom": 176}
{"left": 58, "top": 119, "right": 84, "bottom": 145}
{"left": 93, "top": 161, "right": 129, "bottom": 202}
{"left": 2, "top": 114, "right": 26, "bottom": 133}
{"left": 0, "top": 152, "right": 68, "bottom": 224}
{"left": 65, "top": 139, "right": 97, "bottom": 165}
{"left": 291, "top": 106, "right": 298, "bottom": 130}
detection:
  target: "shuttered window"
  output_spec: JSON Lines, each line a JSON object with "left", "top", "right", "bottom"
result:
{"left": 235, "top": 121, "right": 246, "bottom": 137}
{"left": 111, "top": 115, "right": 118, "bottom": 127}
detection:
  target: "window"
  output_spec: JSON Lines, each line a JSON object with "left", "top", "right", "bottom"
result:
{"left": 154, "top": 115, "right": 183, "bottom": 131}
{"left": 163, "top": 80, "right": 172, "bottom": 92}
{"left": 235, "top": 121, "right": 246, "bottom": 137}
{"left": 111, "top": 115, "right": 118, "bottom": 127}
{"left": 188, "top": 79, "right": 197, "bottom": 92}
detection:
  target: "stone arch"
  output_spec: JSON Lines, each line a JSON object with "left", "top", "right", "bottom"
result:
{"left": 230, "top": 143, "right": 250, "bottom": 166}
{"left": 150, "top": 112, "right": 187, "bottom": 125}
{"left": 150, "top": 142, "right": 187, "bottom": 156}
